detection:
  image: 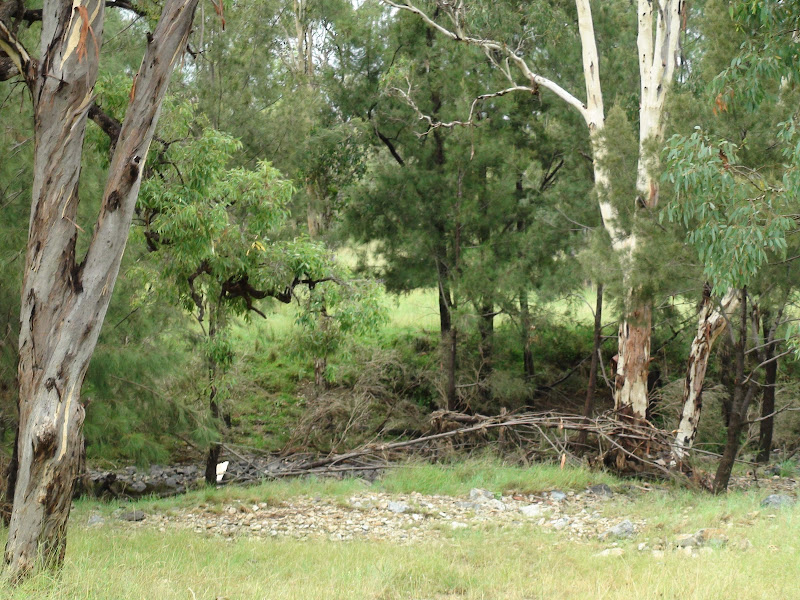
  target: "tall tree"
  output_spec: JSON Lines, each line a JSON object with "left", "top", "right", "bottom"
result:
{"left": 381, "top": 0, "right": 685, "bottom": 421}
{"left": 0, "top": 0, "right": 198, "bottom": 579}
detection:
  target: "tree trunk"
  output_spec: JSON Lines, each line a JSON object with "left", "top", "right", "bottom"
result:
{"left": 578, "top": 283, "right": 603, "bottom": 447}
{"left": 719, "top": 332, "right": 735, "bottom": 426}
{"left": 757, "top": 336, "right": 777, "bottom": 464}
{"left": 4, "top": 0, "right": 199, "bottom": 580}
{"left": 673, "top": 287, "right": 739, "bottom": 459}
{"left": 478, "top": 301, "right": 493, "bottom": 404}
{"left": 520, "top": 292, "right": 535, "bottom": 384}
{"left": 614, "top": 303, "right": 651, "bottom": 420}
{"left": 714, "top": 289, "right": 757, "bottom": 494}
{"left": 757, "top": 307, "right": 783, "bottom": 463}
{"left": 445, "top": 327, "right": 458, "bottom": 411}
{"left": 204, "top": 314, "right": 221, "bottom": 485}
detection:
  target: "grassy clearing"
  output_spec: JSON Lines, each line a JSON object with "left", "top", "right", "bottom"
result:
{"left": 3, "top": 462, "right": 797, "bottom": 599}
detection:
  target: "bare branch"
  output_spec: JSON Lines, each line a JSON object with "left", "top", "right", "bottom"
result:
{"left": 381, "top": 0, "right": 588, "bottom": 119}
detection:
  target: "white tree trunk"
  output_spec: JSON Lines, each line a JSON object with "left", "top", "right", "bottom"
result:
{"left": 673, "top": 288, "right": 738, "bottom": 459}
{"left": 613, "top": 0, "right": 684, "bottom": 420}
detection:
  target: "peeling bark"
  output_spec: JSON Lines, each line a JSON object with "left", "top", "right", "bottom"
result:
{"left": 5, "top": 0, "right": 199, "bottom": 580}
{"left": 673, "top": 287, "right": 739, "bottom": 459}
{"left": 614, "top": 303, "right": 651, "bottom": 420}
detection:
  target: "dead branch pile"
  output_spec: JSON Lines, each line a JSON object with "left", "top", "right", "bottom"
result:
{"left": 261, "top": 410, "right": 695, "bottom": 484}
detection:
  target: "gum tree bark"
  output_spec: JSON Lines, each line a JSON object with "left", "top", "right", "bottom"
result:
{"left": 612, "top": 0, "right": 683, "bottom": 420}
{"left": 384, "top": 0, "right": 685, "bottom": 421}
{"left": 673, "top": 287, "right": 739, "bottom": 459}
{"left": 1, "top": 0, "right": 199, "bottom": 580}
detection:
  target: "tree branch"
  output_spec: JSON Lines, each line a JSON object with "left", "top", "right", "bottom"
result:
{"left": 381, "top": 0, "right": 588, "bottom": 119}
{"left": 0, "top": 19, "right": 33, "bottom": 87}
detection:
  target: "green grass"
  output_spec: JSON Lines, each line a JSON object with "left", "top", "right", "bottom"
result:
{"left": 3, "top": 462, "right": 799, "bottom": 599}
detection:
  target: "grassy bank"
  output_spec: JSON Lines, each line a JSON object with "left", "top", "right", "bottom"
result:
{"left": 3, "top": 461, "right": 797, "bottom": 599}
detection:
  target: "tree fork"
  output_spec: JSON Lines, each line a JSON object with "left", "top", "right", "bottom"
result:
{"left": 5, "top": 0, "right": 199, "bottom": 580}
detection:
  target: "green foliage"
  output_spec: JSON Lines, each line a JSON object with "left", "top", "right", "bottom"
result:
{"left": 663, "top": 128, "right": 793, "bottom": 292}
{"left": 294, "top": 277, "right": 388, "bottom": 373}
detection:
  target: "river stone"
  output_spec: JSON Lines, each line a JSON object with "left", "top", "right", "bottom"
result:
{"left": 519, "top": 504, "right": 544, "bottom": 518}
{"left": 600, "top": 519, "right": 634, "bottom": 539}
{"left": 128, "top": 480, "right": 147, "bottom": 494}
{"left": 484, "top": 499, "right": 506, "bottom": 511}
{"left": 587, "top": 484, "right": 613, "bottom": 497}
{"left": 469, "top": 488, "right": 495, "bottom": 502}
{"left": 696, "top": 528, "right": 728, "bottom": 548}
{"left": 388, "top": 501, "right": 410, "bottom": 514}
{"left": 675, "top": 533, "right": 700, "bottom": 548}
{"left": 550, "top": 490, "right": 567, "bottom": 502}
{"left": 761, "top": 494, "right": 795, "bottom": 508}
{"left": 119, "top": 510, "right": 147, "bottom": 522}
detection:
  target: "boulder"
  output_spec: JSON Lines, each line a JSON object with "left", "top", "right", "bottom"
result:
{"left": 761, "top": 494, "right": 795, "bottom": 509}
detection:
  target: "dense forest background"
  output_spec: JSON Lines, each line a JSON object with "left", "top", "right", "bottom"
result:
{"left": 2, "top": 0, "right": 800, "bottom": 481}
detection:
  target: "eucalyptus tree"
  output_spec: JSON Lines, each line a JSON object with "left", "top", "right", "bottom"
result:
{"left": 666, "top": 0, "right": 800, "bottom": 463}
{"left": 0, "top": 0, "right": 199, "bottom": 579}
{"left": 380, "top": 0, "right": 685, "bottom": 421}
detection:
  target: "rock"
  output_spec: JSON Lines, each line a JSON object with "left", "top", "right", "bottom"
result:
{"left": 87, "top": 514, "right": 104, "bottom": 526}
{"left": 737, "top": 538, "right": 753, "bottom": 550}
{"left": 128, "top": 480, "right": 147, "bottom": 494}
{"left": 596, "top": 548, "right": 624, "bottom": 557}
{"left": 588, "top": 484, "right": 613, "bottom": 497}
{"left": 519, "top": 504, "right": 544, "bottom": 518}
{"left": 484, "top": 499, "right": 506, "bottom": 511}
{"left": 552, "top": 517, "right": 570, "bottom": 531}
{"left": 696, "top": 528, "right": 728, "bottom": 548}
{"left": 388, "top": 501, "right": 410, "bottom": 514}
{"left": 761, "top": 494, "right": 795, "bottom": 509}
{"left": 600, "top": 519, "right": 634, "bottom": 539}
{"left": 637, "top": 542, "right": 648, "bottom": 552}
{"left": 455, "top": 501, "right": 482, "bottom": 510}
{"left": 675, "top": 533, "right": 700, "bottom": 548}
{"left": 550, "top": 490, "right": 567, "bottom": 502}
{"left": 450, "top": 522, "right": 468, "bottom": 530}
{"left": 119, "top": 510, "right": 146, "bottom": 522}
{"left": 469, "top": 488, "right": 495, "bottom": 502}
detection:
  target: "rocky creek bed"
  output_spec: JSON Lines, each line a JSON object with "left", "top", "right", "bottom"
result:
{"left": 85, "top": 474, "right": 800, "bottom": 559}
